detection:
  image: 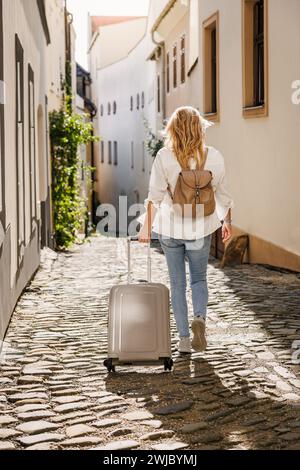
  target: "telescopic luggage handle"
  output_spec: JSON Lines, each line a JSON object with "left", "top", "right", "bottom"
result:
{"left": 127, "top": 237, "right": 151, "bottom": 284}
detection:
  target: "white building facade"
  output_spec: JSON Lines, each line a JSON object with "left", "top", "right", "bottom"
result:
{"left": 88, "top": 10, "right": 169, "bottom": 233}
{"left": 0, "top": 0, "right": 75, "bottom": 340}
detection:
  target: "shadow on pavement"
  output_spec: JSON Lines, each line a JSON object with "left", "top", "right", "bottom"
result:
{"left": 104, "top": 351, "right": 300, "bottom": 450}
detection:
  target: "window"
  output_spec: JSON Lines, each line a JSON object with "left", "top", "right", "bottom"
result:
{"left": 166, "top": 52, "right": 170, "bottom": 93}
{"left": 130, "top": 96, "right": 133, "bottom": 111}
{"left": 242, "top": 0, "right": 268, "bottom": 117}
{"left": 108, "top": 141, "right": 112, "bottom": 164}
{"left": 253, "top": 1, "right": 264, "bottom": 106}
{"left": 113, "top": 141, "right": 118, "bottom": 165}
{"left": 15, "top": 35, "right": 25, "bottom": 261}
{"left": 133, "top": 190, "right": 140, "bottom": 204}
{"left": 157, "top": 75, "right": 161, "bottom": 114}
{"left": 100, "top": 140, "right": 104, "bottom": 163}
{"left": 107, "top": 102, "right": 111, "bottom": 115}
{"left": 28, "top": 65, "right": 36, "bottom": 229}
{"left": 137, "top": 94, "right": 140, "bottom": 110}
{"left": 113, "top": 101, "right": 117, "bottom": 114}
{"left": 180, "top": 35, "right": 186, "bottom": 84}
{"left": 142, "top": 142, "right": 145, "bottom": 172}
{"left": 173, "top": 44, "right": 177, "bottom": 88}
{"left": 100, "top": 104, "right": 103, "bottom": 116}
{"left": 141, "top": 92, "right": 145, "bottom": 109}
{"left": 131, "top": 141, "right": 134, "bottom": 169}
{"left": 203, "top": 12, "right": 219, "bottom": 121}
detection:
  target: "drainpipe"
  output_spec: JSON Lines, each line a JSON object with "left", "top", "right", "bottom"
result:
{"left": 151, "top": 31, "right": 166, "bottom": 125}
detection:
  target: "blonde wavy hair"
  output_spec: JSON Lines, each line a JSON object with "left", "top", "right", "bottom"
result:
{"left": 164, "top": 106, "right": 211, "bottom": 169}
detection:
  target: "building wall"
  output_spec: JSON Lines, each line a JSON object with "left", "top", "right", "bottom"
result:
{"left": 90, "top": 15, "right": 160, "bottom": 231}
{"left": 163, "top": 12, "right": 190, "bottom": 116}
{"left": 197, "top": 0, "right": 300, "bottom": 270}
{"left": 89, "top": 0, "right": 300, "bottom": 271}
{"left": 94, "top": 35, "right": 157, "bottom": 222}
{"left": 0, "top": 0, "right": 48, "bottom": 340}
{"left": 0, "top": 0, "right": 73, "bottom": 341}
{"left": 89, "top": 18, "right": 148, "bottom": 109}
{"left": 46, "top": 0, "right": 65, "bottom": 112}
{"left": 89, "top": 1, "right": 197, "bottom": 231}
{"left": 91, "top": 18, "right": 148, "bottom": 71}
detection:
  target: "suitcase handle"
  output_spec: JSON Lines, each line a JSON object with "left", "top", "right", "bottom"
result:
{"left": 127, "top": 237, "right": 151, "bottom": 284}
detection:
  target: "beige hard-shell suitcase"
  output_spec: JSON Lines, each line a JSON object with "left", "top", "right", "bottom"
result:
{"left": 103, "top": 238, "right": 173, "bottom": 372}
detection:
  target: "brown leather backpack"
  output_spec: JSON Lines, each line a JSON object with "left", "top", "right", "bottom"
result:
{"left": 167, "top": 148, "right": 216, "bottom": 219}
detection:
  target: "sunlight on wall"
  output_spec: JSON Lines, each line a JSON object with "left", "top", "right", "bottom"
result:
{"left": 66, "top": 0, "right": 150, "bottom": 68}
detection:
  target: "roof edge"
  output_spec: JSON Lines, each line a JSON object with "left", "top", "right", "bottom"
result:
{"left": 36, "top": 0, "right": 51, "bottom": 45}
{"left": 151, "top": 0, "right": 177, "bottom": 34}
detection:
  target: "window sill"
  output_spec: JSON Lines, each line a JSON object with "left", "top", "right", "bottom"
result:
{"left": 243, "top": 104, "right": 268, "bottom": 118}
{"left": 203, "top": 111, "right": 219, "bottom": 123}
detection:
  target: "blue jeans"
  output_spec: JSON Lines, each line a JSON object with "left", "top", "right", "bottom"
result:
{"left": 158, "top": 233, "right": 212, "bottom": 338}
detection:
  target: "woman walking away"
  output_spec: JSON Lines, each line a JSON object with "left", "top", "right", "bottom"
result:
{"left": 138, "top": 106, "right": 234, "bottom": 354}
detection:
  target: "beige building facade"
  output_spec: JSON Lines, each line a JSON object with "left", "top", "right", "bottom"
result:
{"left": 195, "top": 0, "right": 300, "bottom": 271}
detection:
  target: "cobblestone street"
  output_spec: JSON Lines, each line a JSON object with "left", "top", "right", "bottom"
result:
{"left": 0, "top": 235, "right": 300, "bottom": 450}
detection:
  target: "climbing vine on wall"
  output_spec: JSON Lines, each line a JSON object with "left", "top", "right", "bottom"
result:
{"left": 49, "top": 109, "right": 98, "bottom": 250}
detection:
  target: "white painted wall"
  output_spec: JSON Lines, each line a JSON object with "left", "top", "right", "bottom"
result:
{"left": 93, "top": 18, "right": 148, "bottom": 70}
{"left": 89, "top": 17, "right": 160, "bottom": 224}
{"left": 3, "top": 0, "right": 48, "bottom": 283}
{"left": 94, "top": 33, "right": 157, "bottom": 212}
{"left": 0, "top": 0, "right": 76, "bottom": 339}
{"left": 46, "top": 0, "right": 66, "bottom": 112}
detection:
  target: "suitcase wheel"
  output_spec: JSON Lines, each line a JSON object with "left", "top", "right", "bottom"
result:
{"left": 103, "top": 358, "right": 116, "bottom": 373}
{"left": 164, "top": 358, "right": 173, "bottom": 372}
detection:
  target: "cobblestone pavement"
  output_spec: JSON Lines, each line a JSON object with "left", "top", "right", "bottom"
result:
{"left": 1, "top": 235, "right": 300, "bottom": 450}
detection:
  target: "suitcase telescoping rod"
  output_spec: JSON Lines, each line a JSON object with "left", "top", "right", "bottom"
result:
{"left": 127, "top": 237, "right": 151, "bottom": 284}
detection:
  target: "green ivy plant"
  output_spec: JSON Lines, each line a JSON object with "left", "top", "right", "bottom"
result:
{"left": 50, "top": 109, "right": 98, "bottom": 250}
{"left": 142, "top": 116, "right": 164, "bottom": 159}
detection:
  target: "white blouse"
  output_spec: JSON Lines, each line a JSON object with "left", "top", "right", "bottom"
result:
{"left": 141, "top": 145, "right": 234, "bottom": 240}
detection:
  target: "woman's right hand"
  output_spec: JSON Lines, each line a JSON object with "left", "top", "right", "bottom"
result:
{"left": 138, "top": 224, "right": 151, "bottom": 243}
{"left": 222, "top": 222, "right": 232, "bottom": 243}
{"left": 138, "top": 201, "right": 154, "bottom": 243}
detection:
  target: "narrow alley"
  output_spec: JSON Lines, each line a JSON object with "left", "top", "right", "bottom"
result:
{"left": 0, "top": 236, "right": 300, "bottom": 451}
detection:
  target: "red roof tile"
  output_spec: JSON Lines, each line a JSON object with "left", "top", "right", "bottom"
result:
{"left": 91, "top": 16, "right": 146, "bottom": 34}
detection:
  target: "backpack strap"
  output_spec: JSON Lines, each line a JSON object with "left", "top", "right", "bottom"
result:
{"left": 198, "top": 147, "right": 209, "bottom": 171}
{"left": 167, "top": 147, "right": 209, "bottom": 200}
